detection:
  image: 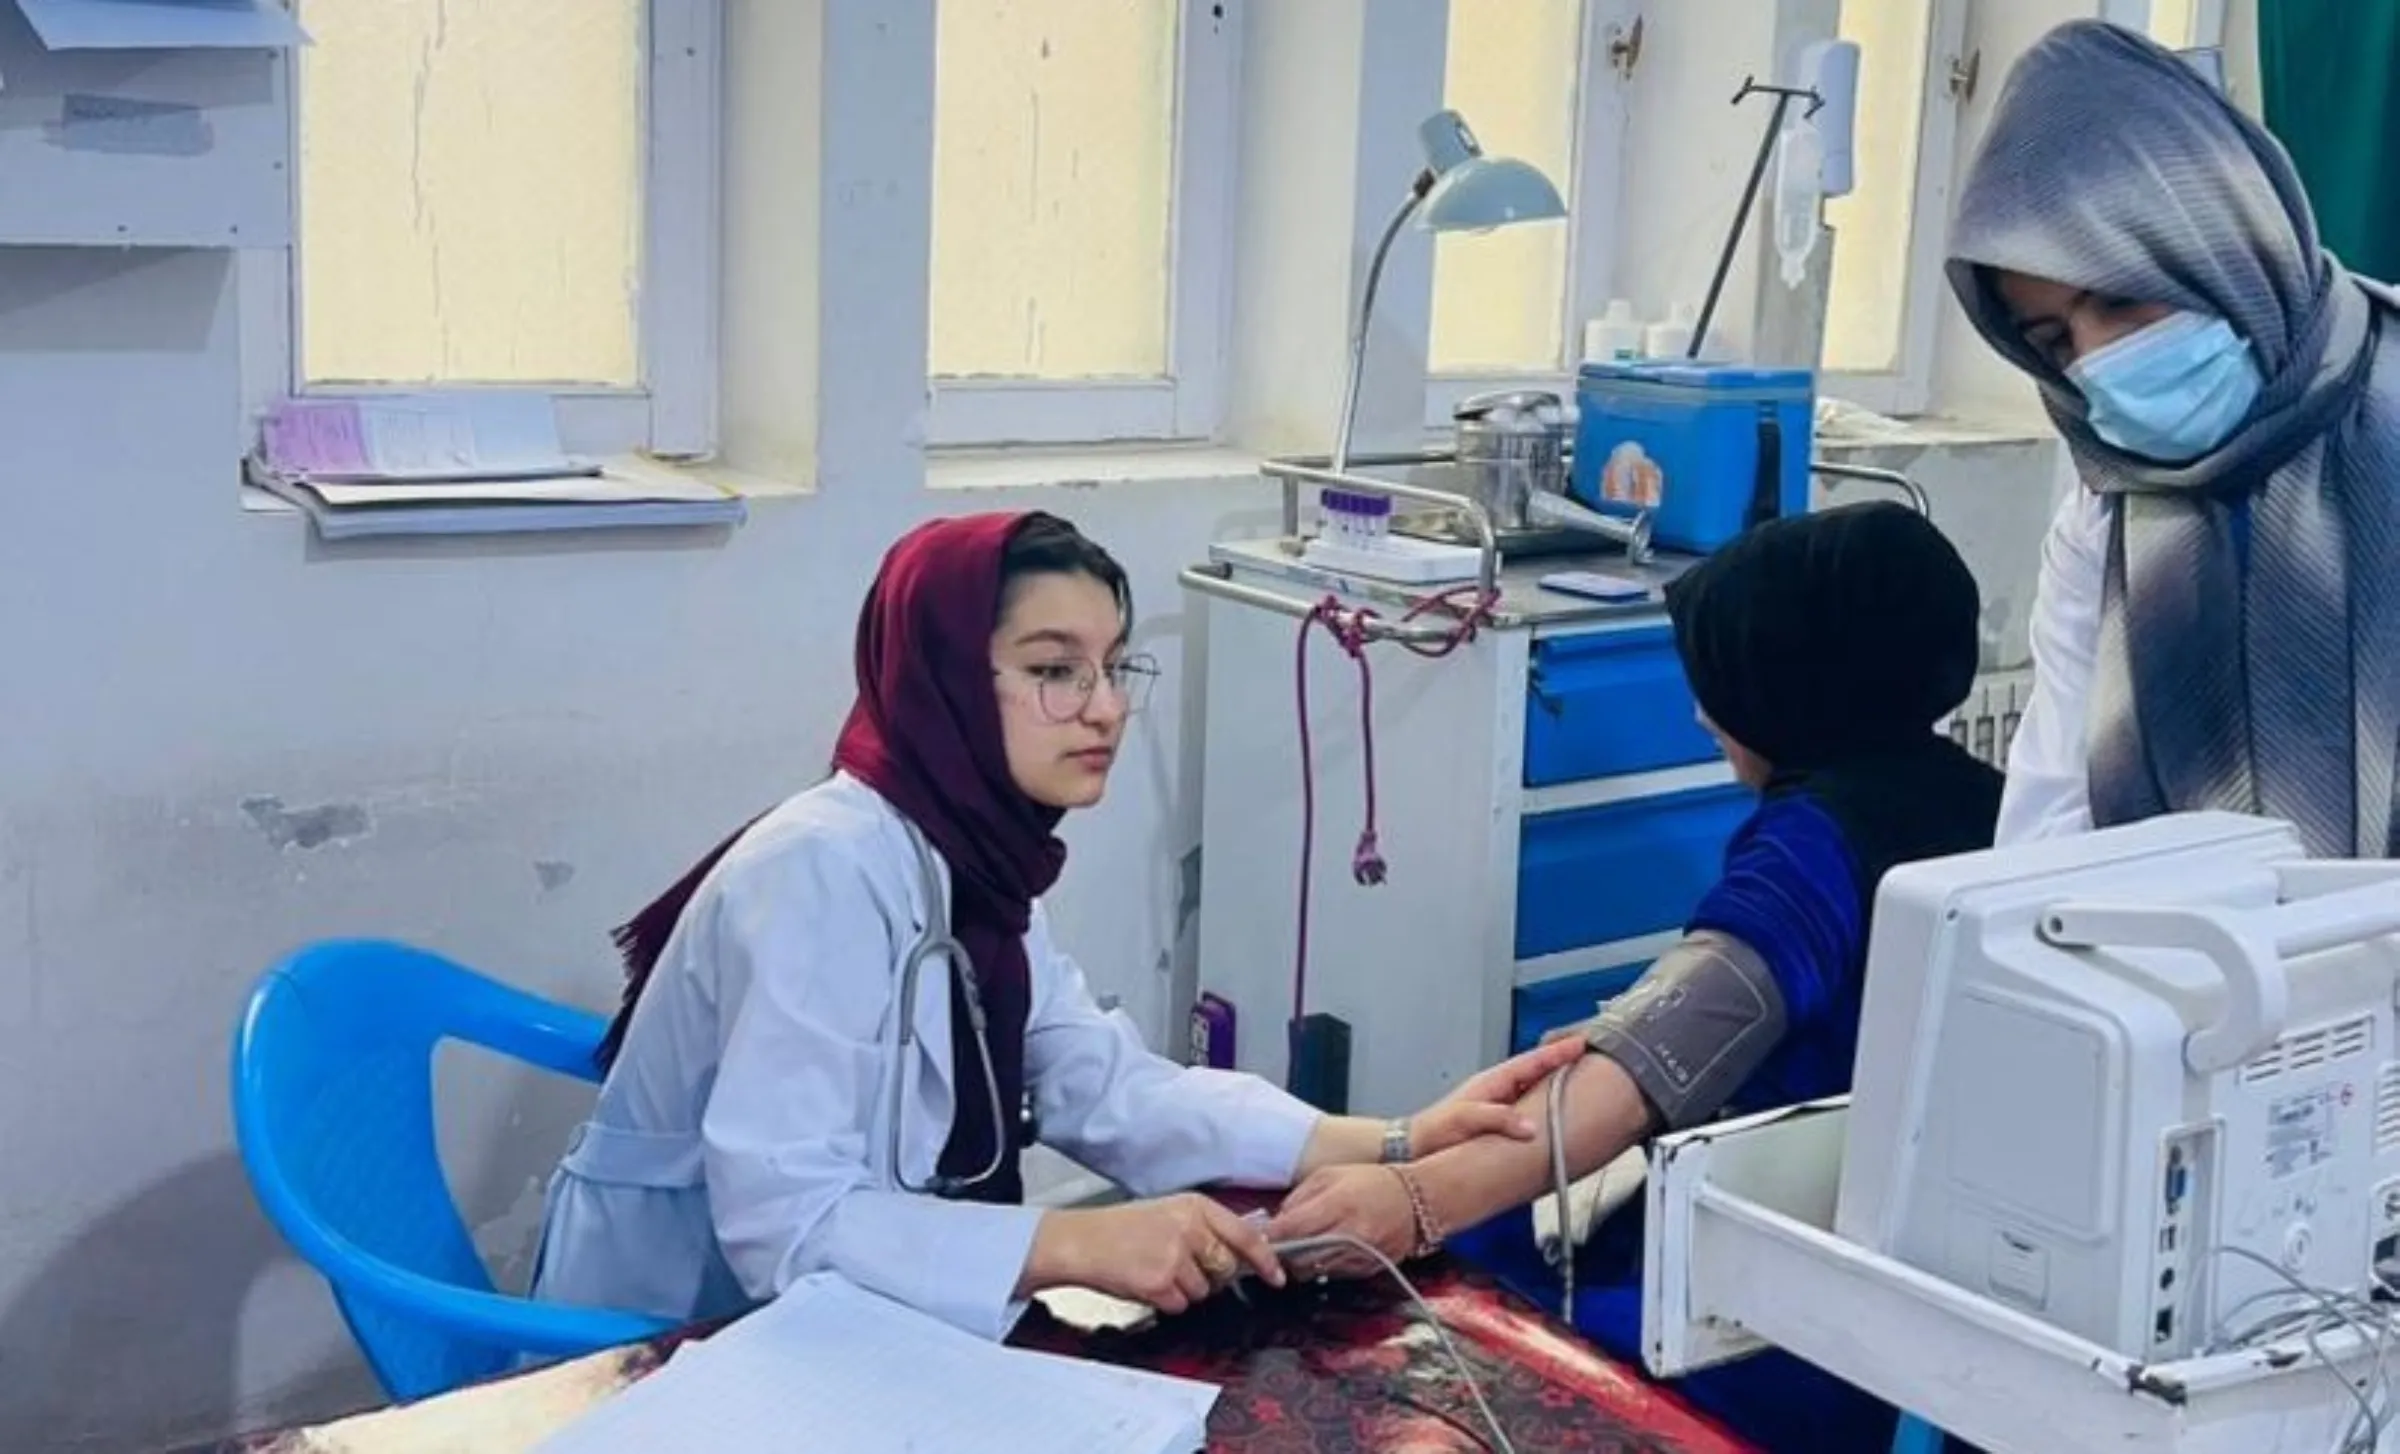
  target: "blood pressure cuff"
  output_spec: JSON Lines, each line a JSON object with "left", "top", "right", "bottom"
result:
{"left": 1579, "top": 930, "right": 1788, "bottom": 1132}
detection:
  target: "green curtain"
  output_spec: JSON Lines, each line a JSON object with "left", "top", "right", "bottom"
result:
{"left": 2257, "top": 0, "right": 2400, "bottom": 284}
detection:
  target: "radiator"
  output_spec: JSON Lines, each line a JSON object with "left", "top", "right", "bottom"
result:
{"left": 1942, "top": 668, "right": 2034, "bottom": 769}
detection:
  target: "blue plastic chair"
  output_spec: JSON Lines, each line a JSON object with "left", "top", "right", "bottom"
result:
{"left": 232, "top": 939, "right": 673, "bottom": 1402}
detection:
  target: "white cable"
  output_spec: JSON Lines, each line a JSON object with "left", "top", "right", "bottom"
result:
{"left": 2202, "top": 1271, "right": 2376, "bottom": 1447}
{"left": 1267, "top": 1233, "right": 1519, "bottom": 1454}
{"left": 1547, "top": 1067, "right": 1576, "bottom": 1321}
{"left": 2204, "top": 1245, "right": 2395, "bottom": 1453}
{"left": 2229, "top": 1248, "right": 2392, "bottom": 1452}
{"left": 2210, "top": 1294, "right": 2392, "bottom": 1452}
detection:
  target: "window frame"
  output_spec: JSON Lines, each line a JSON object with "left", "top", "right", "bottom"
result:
{"left": 923, "top": 0, "right": 1240, "bottom": 450}
{"left": 2100, "top": 0, "right": 2230, "bottom": 50}
{"left": 1420, "top": 0, "right": 1635, "bottom": 431}
{"left": 1816, "top": 0, "right": 1972, "bottom": 419}
{"left": 242, "top": 0, "right": 723, "bottom": 462}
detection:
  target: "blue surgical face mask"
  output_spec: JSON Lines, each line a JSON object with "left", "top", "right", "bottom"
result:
{"left": 2065, "top": 311, "right": 2263, "bottom": 463}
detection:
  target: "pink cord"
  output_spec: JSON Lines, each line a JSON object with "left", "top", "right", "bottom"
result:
{"left": 1291, "top": 585, "right": 1496, "bottom": 1025}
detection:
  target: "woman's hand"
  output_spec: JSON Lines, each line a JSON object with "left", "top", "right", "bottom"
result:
{"left": 1404, "top": 1035, "right": 1586, "bottom": 1158}
{"left": 1265, "top": 1165, "right": 1420, "bottom": 1278}
{"left": 1022, "top": 1193, "right": 1284, "bottom": 1313}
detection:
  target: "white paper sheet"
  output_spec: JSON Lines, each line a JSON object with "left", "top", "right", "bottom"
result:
{"left": 262, "top": 393, "right": 583, "bottom": 483}
{"left": 13, "top": 0, "right": 308, "bottom": 51}
{"left": 530, "top": 1275, "right": 1216, "bottom": 1454}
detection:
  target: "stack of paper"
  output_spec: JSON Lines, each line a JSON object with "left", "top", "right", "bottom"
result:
{"left": 12, "top": 0, "right": 311, "bottom": 52}
{"left": 531, "top": 1274, "right": 1218, "bottom": 1454}
{"left": 245, "top": 394, "right": 746, "bottom": 540}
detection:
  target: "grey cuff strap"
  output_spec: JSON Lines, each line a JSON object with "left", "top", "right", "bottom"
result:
{"left": 1582, "top": 930, "right": 1788, "bottom": 1132}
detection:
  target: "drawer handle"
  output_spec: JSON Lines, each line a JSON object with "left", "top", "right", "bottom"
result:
{"left": 1529, "top": 666, "right": 1565, "bottom": 718}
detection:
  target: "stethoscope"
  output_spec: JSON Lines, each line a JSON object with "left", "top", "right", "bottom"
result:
{"left": 889, "top": 820, "right": 1012, "bottom": 1196}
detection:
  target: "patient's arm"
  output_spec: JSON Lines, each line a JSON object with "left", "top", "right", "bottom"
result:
{"left": 1268, "top": 930, "right": 1787, "bottom": 1263}
{"left": 1405, "top": 1051, "right": 1653, "bottom": 1240}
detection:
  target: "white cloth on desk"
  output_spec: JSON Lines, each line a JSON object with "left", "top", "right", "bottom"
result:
{"left": 529, "top": 772, "right": 1320, "bottom": 1344}
{"left": 1996, "top": 485, "right": 2110, "bottom": 848}
{"left": 1530, "top": 1146, "right": 1648, "bottom": 1264}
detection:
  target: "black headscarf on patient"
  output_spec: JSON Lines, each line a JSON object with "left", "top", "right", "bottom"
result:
{"left": 1665, "top": 502, "right": 1983, "bottom": 771}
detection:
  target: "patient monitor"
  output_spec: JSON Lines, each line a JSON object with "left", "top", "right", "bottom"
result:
{"left": 1836, "top": 811, "right": 2400, "bottom": 1363}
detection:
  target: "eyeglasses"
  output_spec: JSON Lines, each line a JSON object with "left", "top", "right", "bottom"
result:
{"left": 1001, "top": 654, "right": 1161, "bottom": 723}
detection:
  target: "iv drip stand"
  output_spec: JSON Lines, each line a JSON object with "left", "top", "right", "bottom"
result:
{"left": 1687, "top": 78, "right": 1824, "bottom": 360}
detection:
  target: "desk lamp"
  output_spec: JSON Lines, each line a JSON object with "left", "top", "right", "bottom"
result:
{"left": 1287, "top": 112, "right": 1566, "bottom": 1117}
{"left": 1332, "top": 110, "right": 1568, "bottom": 472}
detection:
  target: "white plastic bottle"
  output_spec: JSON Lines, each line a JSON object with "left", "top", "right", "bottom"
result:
{"left": 1644, "top": 302, "right": 1700, "bottom": 360}
{"left": 1581, "top": 298, "right": 1647, "bottom": 364}
{"left": 1773, "top": 120, "right": 1826, "bottom": 288}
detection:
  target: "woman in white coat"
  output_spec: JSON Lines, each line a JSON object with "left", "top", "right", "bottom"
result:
{"left": 1949, "top": 23, "right": 2400, "bottom": 856}
{"left": 530, "top": 510, "right": 1579, "bottom": 1342}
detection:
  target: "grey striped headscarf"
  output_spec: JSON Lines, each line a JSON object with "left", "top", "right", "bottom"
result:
{"left": 1948, "top": 20, "right": 2400, "bottom": 858}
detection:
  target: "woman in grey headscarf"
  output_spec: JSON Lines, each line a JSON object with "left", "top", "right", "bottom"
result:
{"left": 1949, "top": 20, "right": 2400, "bottom": 859}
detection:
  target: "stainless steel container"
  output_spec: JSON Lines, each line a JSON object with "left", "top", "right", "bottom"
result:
{"left": 1452, "top": 389, "right": 1568, "bottom": 532}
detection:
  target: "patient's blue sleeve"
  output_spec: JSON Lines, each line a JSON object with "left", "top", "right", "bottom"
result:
{"left": 1450, "top": 795, "right": 1896, "bottom": 1452}
{"left": 1682, "top": 793, "right": 1868, "bottom": 1110}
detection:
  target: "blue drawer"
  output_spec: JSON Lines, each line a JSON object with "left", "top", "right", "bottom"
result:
{"left": 1515, "top": 784, "right": 1754, "bottom": 959}
{"left": 1511, "top": 961, "right": 1652, "bottom": 1053}
{"left": 1525, "top": 627, "right": 1719, "bottom": 787}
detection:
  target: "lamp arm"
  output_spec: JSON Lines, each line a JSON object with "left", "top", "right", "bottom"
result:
{"left": 1333, "top": 171, "right": 1435, "bottom": 475}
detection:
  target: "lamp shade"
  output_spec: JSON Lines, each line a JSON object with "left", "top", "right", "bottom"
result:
{"left": 1415, "top": 110, "right": 1567, "bottom": 234}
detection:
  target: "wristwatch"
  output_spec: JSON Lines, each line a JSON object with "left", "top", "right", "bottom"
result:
{"left": 1380, "top": 1117, "right": 1413, "bottom": 1164}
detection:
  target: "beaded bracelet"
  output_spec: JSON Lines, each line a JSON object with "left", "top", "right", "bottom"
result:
{"left": 1387, "top": 1163, "right": 1445, "bottom": 1260}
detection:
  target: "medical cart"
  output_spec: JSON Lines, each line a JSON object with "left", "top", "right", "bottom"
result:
{"left": 1185, "top": 453, "right": 1764, "bottom": 1118}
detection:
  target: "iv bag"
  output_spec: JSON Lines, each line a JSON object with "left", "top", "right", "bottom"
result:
{"left": 1773, "top": 119, "right": 1825, "bottom": 289}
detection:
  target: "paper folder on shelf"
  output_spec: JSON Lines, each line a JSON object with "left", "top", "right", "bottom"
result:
{"left": 246, "top": 393, "right": 749, "bottom": 539}
{"left": 11, "top": 0, "right": 310, "bottom": 52}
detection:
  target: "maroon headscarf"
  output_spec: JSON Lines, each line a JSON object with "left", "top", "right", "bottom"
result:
{"left": 597, "top": 512, "right": 1072, "bottom": 1206}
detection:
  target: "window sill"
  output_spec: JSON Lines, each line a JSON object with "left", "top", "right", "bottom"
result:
{"left": 1401, "top": 410, "right": 2055, "bottom": 457}
{"left": 1815, "top": 413, "right": 2056, "bottom": 452}
{"left": 238, "top": 457, "right": 813, "bottom": 541}
{"left": 925, "top": 441, "right": 1264, "bottom": 493}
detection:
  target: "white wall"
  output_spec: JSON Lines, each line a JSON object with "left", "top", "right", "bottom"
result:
{"left": 0, "top": 2, "right": 2119, "bottom": 1449}
{"left": 1928, "top": 0, "right": 2080, "bottom": 424}
{"left": 1612, "top": 0, "right": 1797, "bottom": 363}
{"left": 0, "top": 244, "right": 1289, "bottom": 1452}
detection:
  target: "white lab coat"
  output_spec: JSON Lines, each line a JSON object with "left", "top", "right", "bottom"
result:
{"left": 1996, "top": 485, "right": 2110, "bottom": 847}
{"left": 529, "top": 771, "right": 1321, "bottom": 1343}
